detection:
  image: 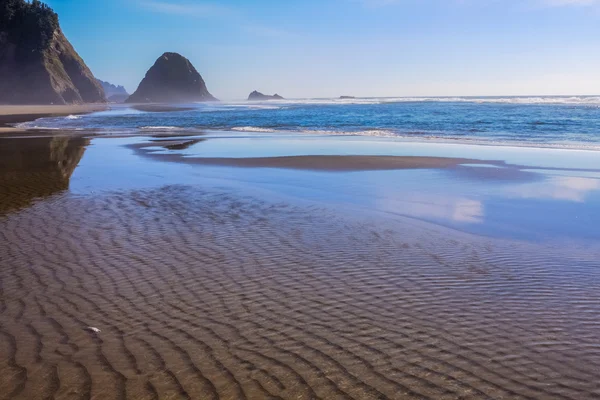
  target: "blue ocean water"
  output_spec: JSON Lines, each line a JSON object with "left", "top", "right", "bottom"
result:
{"left": 20, "top": 96, "right": 600, "bottom": 149}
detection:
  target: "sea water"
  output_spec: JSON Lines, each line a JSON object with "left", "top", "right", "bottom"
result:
{"left": 18, "top": 96, "right": 600, "bottom": 149}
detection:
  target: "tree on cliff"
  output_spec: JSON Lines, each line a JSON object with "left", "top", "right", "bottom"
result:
{"left": 1, "top": 0, "right": 59, "bottom": 58}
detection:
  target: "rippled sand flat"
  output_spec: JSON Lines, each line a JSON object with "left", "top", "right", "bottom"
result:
{"left": 1, "top": 183, "right": 600, "bottom": 400}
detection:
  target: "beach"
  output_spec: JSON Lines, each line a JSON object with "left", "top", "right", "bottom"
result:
{"left": 3, "top": 0, "right": 600, "bottom": 396}
{"left": 1, "top": 106, "right": 600, "bottom": 399}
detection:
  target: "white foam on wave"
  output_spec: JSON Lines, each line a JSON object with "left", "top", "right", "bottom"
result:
{"left": 199, "top": 104, "right": 283, "bottom": 112}
{"left": 231, "top": 127, "right": 278, "bottom": 133}
{"left": 299, "top": 129, "right": 398, "bottom": 137}
{"left": 140, "top": 126, "right": 184, "bottom": 131}
{"left": 21, "top": 125, "right": 62, "bottom": 130}
{"left": 65, "top": 114, "right": 80, "bottom": 120}
{"left": 224, "top": 126, "right": 600, "bottom": 151}
{"left": 229, "top": 127, "right": 399, "bottom": 137}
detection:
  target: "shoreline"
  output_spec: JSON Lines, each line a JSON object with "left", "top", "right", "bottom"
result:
{"left": 0, "top": 104, "right": 108, "bottom": 133}
{"left": 1, "top": 103, "right": 598, "bottom": 153}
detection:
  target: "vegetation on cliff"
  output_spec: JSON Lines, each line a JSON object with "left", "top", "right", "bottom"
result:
{"left": 0, "top": 0, "right": 58, "bottom": 58}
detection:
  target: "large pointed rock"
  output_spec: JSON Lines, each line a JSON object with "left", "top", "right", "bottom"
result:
{"left": 126, "top": 52, "right": 216, "bottom": 103}
{"left": 0, "top": 0, "right": 106, "bottom": 104}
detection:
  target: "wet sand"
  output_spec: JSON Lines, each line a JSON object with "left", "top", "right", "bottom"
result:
{"left": 1, "top": 184, "right": 600, "bottom": 400}
{"left": 130, "top": 138, "right": 509, "bottom": 172}
{"left": 136, "top": 151, "right": 497, "bottom": 171}
{"left": 1, "top": 134, "right": 600, "bottom": 399}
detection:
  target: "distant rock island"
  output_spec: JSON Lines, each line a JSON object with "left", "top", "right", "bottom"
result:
{"left": 248, "top": 91, "right": 284, "bottom": 101}
{"left": 0, "top": 0, "right": 105, "bottom": 104}
{"left": 340, "top": 96, "right": 355, "bottom": 99}
{"left": 126, "top": 52, "right": 216, "bottom": 103}
{"left": 97, "top": 80, "right": 129, "bottom": 103}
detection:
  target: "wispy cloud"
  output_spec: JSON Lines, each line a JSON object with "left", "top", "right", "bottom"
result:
{"left": 356, "top": 0, "right": 600, "bottom": 7}
{"left": 139, "top": 0, "right": 233, "bottom": 17}
{"left": 137, "top": 1, "right": 293, "bottom": 37}
{"left": 358, "top": 0, "right": 401, "bottom": 6}
{"left": 540, "top": 0, "right": 599, "bottom": 6}
{"left": 241, "top": 24, "right": 295, "bottom": 39}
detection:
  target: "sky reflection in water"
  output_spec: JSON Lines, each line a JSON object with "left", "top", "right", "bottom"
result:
{"left": 60, "top": 134, "right": 600, "bottom": 242}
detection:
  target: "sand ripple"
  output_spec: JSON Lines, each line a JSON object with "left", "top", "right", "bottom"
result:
{"left": 1, "top": 186, "right": 599, "bottom": 399}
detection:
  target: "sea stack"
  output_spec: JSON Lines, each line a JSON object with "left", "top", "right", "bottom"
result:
{"left": 248, "top": 91, "right": 284, "bottom": 101}
{"left": 126, "top": 52, "right": 216, "bottom": 103}
{"left": 0, "top": 0, "right": 106, "bottom": 104}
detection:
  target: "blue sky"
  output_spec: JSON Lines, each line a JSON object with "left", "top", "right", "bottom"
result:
{"left": 45, "top": 0, "right": 600, "bottom": 99}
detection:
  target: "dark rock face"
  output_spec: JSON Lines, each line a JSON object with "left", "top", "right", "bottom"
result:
{"left": 126, "top": 52, "right": 216, "bottom": 103}
{"left": 248, "top": 91, "right": 284, "bottom": 101}
{"left": 98, "top": 79, "right": 128, "bottom": 103}
{"left": 0, "top": 0, "right": 106, "bottom": 104}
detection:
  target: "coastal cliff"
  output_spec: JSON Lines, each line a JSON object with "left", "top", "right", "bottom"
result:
{"left": 126, "top": 52, "right": 216, "bottom": 103}
{"left": 0, "top": 0, "right": 106, "bottom": 104}
{"left": 248, "top": 91, "right": 284, "bottom": 101}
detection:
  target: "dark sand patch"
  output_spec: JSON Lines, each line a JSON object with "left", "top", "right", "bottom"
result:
{"left": 0, "top": 185, "right": 599, "bottom": 399}
{"left": 130, "top": 138, "right": 600, "bottom": 176}
{"left": 164, "top": 154, "right": 496, "bottom": 171}
{"left": 131, "top": 139, "right": 506, "bottom": 171}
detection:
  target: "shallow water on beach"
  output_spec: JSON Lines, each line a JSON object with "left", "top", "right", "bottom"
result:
{"left": 1, "top": 131, "right": 600, "bottom": 399}
{"left": 71, "top": 133, "right": 600, "bottom": 242}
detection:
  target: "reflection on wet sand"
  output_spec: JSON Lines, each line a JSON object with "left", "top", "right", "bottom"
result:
{"left": 378, "top": 194, "right": 485, "bottom": 224}
{"left": 0, "top": 136, "right": 89, "bottom": 214}
{"left": 511, "top": 176, "right": 600, "bottom": 202}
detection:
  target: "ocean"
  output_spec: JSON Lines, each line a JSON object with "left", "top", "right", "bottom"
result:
{"left": 18, "top": 96, "right": 600, "bottom": 149}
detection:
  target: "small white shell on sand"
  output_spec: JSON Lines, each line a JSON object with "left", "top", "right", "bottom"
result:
{"left": 86, "top": 326, "right": 101, "bottom": 333}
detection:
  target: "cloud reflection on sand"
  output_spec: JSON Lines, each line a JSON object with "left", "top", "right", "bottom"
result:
{"left": 378, "top": 194, "right": 484, "bottom": 224}
{"left": 510, "top": 176, "right": 600, "bottom": 203}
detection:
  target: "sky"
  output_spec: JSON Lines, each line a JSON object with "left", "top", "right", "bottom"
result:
{"left": 44, "top": 0, "right": 600, "bottom": 99}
